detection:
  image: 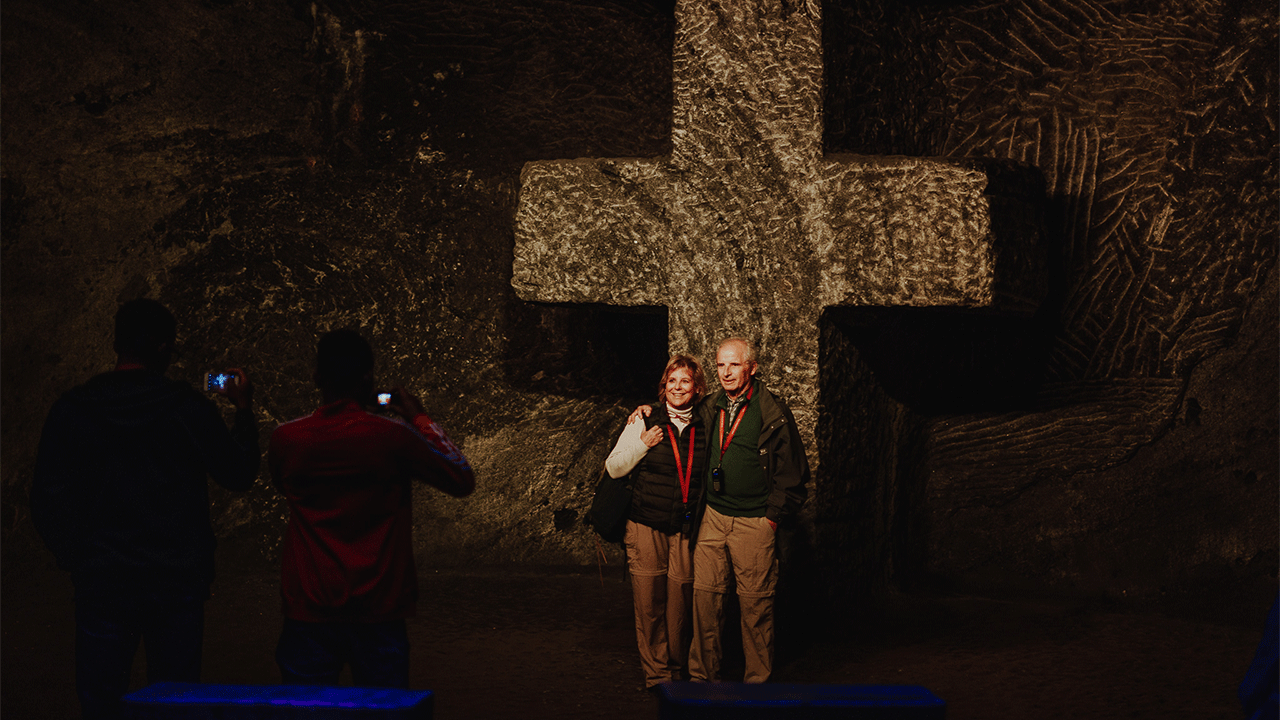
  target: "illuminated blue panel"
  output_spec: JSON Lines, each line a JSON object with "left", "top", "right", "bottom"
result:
{"left": 122, "top": 683, "right": 433, "bottom": 719}
{"left": 657, "top": 682, "right": 946, "bottom": 719}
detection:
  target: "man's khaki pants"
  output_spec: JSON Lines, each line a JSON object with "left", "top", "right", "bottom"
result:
{"left": 624, "top": 520, "right": 694, "bottom": 688}
{"left": 688, "top": 505, "right": 777, "bottom": 683}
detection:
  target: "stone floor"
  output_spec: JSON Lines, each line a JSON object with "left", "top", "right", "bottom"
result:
{"left": 2, "top": 548, "right": 1269, "bottom": 720}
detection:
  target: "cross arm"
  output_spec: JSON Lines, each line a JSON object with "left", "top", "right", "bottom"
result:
{"left": 820, "top": 155, "right": 1047, "bottom": 314}
{"left": 512, "top": 158, "right": 674, "bottom": 306}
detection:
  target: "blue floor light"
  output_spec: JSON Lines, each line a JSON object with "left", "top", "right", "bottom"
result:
{"left": 657, "top": 682, "right": 946, "bottom": 719}
{"left": 122, "top": 683, "right": 433, "bottom": 719}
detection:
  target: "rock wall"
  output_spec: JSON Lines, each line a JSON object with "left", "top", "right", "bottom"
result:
{"left": 2, "top": 0, "right": 1274, "bottom": 613}
{"left": 928, "top": 265, "right": 1278, "bottom": 611}
{"left": 1, "top": 0, "right": 677, "bottom": 566}
{"left": 825, "top": 0, "right": 1277, "bottom": 607}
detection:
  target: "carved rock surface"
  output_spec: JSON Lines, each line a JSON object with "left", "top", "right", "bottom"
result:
{"left": 513, "top": 0, "right": 1048, "bottom": 459}
{"left": 0, "top": 0, "right": 1272, "bottom": 614}
{"left": 0, "top": 0, "right": 676, "bottom": 567}
{"left": 823, "top": 0, "right": 1276, "bottom": 602}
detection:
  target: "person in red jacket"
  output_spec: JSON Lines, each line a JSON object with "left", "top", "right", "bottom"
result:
{"left": 268, "top": 329, "right": 475, "bottom": 688}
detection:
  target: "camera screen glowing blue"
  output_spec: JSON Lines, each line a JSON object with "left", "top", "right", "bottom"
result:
{"left": 377, "top": 393, "right": 392, "bottom": 405}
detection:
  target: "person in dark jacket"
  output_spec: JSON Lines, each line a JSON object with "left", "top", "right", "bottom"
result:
{"left": 688, "top": 337, "right": 809, "bottom": 683}
{"left": 32, "top": 298, "right": 259, "bottom": 720}
{"left": 605, "top": 354, "right": 710, "bottom": 691}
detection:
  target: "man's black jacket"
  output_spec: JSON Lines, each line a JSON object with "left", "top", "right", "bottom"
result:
{"left": 32, "top": 369, "right": 259, "bottom": 599}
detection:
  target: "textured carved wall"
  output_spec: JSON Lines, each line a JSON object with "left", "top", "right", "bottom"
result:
{"left": 1, "top": 0, "right": 1274, "bottom": 610}
{"left": 1, "top": 0, "right": 679, "bottom": 567}
{"left": 824, "top": 0, "right": 1277, "bottom": 604}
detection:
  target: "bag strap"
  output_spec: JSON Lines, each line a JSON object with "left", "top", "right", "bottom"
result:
{"left": 594, "top": 459, "right": 613, "bottom": 588}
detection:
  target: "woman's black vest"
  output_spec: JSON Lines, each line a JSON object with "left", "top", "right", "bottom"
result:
{"left": 628, "top": 404, "right": 709, "bottom": 536}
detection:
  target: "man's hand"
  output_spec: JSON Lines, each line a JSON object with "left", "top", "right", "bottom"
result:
{"left": 217, "top": 368, "right": 253, "bottom": 410}
{"left": 385, "top": 386, "right": 425, "bottom": 420}
{"left": 627, "top": 405, "right": 653, "bottom": 424}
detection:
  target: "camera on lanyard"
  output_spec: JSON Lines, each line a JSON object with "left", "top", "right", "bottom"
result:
{"left": 711, "top": 466, "right": 724, "bottom": 493}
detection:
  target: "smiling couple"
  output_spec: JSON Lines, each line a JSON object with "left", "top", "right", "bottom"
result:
{"left": 604, "top": 337, "right": 811, "bottom": 691}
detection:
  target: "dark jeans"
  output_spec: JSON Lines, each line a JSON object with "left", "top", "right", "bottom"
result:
{"left": 276, "top": 618, "right": 410, "bottom": 689}
{"left": 75, "top": 594, "right": 204, "bottom": 720}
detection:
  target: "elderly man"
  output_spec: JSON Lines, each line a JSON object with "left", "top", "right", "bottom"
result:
{"left": 688, "top": 337, "right": 809, "bottom": 683}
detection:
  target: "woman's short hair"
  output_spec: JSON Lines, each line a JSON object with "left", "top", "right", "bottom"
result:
{"left": 657, "top": 354, "right": 708, "bottom": 404}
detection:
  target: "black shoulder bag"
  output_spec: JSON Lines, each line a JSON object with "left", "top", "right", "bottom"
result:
{"left": 586, "top": 464, "right": 631, "bottom": 543}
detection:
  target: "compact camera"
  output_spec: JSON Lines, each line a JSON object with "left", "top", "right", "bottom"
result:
{"left": 206, "top": 372, "right": 235, "bottom": 392}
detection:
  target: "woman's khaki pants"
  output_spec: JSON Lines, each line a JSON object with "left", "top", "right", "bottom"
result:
{"left": 624, "top": 520, "right": 694, "bottom": 688}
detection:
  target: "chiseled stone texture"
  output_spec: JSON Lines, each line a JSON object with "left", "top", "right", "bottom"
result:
{"left": 927, "top": 266, "right": 1279, "bottom": 605}
{"left": 6, "top": 0, "right": 1268, "bottom": 613}
{"left": 415, "top": 396, "right": 629, "bottom": 566}
{"left": 513, "top": 0, "right": 1047, "bottom": 454}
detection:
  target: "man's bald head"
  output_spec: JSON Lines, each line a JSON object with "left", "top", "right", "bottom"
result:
{"left": 715, "top": 337, "right": 758, "bottom": 398}
{"left": 718, "top": 337, "right": 757, "bottom": 364}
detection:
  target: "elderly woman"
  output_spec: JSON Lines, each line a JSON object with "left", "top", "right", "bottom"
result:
{"left": 605, "top": 354, "right": 710, "bottom": 691}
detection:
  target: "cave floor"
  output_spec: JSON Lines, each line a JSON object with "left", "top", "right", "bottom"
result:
{"left": 2, "top": 549, "right": 1266, "bottom": 720}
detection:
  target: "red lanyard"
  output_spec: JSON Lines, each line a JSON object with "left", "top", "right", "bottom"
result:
{"left": 717, "top": 383, "right": 755, "bottom": 460}
{"left": 666, "top": 426, "right": 695, "bottom": 503}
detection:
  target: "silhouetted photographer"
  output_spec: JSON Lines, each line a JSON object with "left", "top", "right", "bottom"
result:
{"left": 32, "top": 298, "right": 260, "bottom": 720}
{"left": 269, "top": 329, "right": 475, "bottom": 688}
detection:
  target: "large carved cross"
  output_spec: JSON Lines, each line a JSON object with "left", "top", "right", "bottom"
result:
{"left": 512, "top": 0, "right": 1044, "bottom": 449}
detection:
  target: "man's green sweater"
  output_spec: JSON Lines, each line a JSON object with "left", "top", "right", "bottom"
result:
{"left": 705, "top": 381, "right": 768, "bottom": 517}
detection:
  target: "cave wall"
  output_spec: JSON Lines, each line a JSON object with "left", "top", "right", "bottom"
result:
{"left": 1, "top": 0, "right": 677, "bottom": 567}
{"left": 824, "top": 0, "right": 1277, "bottom": 607}
{"left": 2, "top": 0, "right": 1275, "bottom": 610}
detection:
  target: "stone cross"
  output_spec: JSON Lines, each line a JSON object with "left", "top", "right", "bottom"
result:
{"left": 512, "top": 0, "right": 1044, "bottom": 449}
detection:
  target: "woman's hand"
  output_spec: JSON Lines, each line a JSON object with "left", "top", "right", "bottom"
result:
{"left": 639, "top": 425, "right": 664, "bottom": 448}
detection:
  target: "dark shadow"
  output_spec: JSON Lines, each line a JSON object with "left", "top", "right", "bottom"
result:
{"left": 809, "top": 314, "right": 931, "bottom": 619}
{"left": 804, "top": 300, "right": 1058, "bottom": 631}
{"left": 823, "top": 305, "right": 1055, "bottom": 413}
{"left": 502, "top": 302, "right": 669, "bottom": 402}
{"left": 339, "top": 0, "right": 676, "bottom": 170}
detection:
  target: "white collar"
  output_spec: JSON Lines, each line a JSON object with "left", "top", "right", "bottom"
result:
{"left": 666, "top": 402, "right": 693, "bottom": 424}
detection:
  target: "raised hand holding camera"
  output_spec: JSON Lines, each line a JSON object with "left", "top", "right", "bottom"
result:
{"left": 206, "top": 372, "right": 235, "bottom": 392}
{"left": 379, "top": 386, "right": 424, "bottom": 420}
{"left": 208, "top": 368, "right": 253, "bottom": 410}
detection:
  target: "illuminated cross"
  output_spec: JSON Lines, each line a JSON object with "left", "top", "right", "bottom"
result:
{"left": 512, "top": 0, "right": 1044, "bottom": 450}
